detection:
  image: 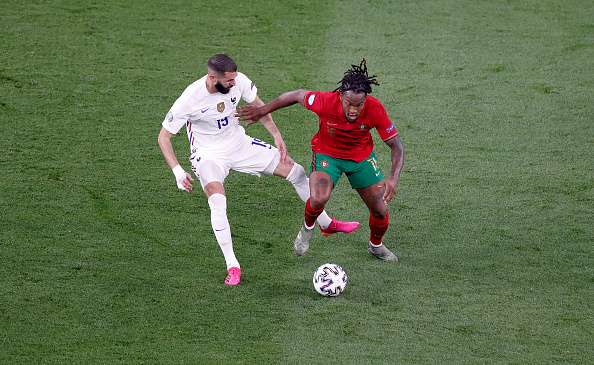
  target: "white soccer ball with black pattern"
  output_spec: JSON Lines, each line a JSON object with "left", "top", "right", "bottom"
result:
{"left": 312, "top": 263, "right": 348, "bottom": 297}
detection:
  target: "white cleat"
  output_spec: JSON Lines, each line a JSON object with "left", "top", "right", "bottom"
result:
{"left": 293, "top": 225, "right": 314, "bottom": 256}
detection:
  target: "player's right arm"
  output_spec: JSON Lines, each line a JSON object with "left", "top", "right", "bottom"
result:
{"left": 157, "top": 127, "right": 194, "bottom": 192}
{"left": 237, "top": 89, "right": 308, "bottom": 121}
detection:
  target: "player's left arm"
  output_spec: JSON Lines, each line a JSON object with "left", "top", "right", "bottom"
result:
{"left": 383, "top": 135, "right": 404, "bottom": 203}
{"left": 247, "top": 96, "right": 288, "bottom": 162}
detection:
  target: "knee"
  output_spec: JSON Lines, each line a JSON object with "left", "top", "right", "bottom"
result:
{"left": 310, "top": 189, "right": 331, "bottom": 207}
{"left": 204, "top": 182, "right": 225, "bottom": 197}
{"left": 309, "top": 194, "right": 324, "bottom": 207}
{"left": 309, "top": 173, "right": 333, "bottom": 206}
{"left": 370, "top": 203, "right": 388, "bottom": 219}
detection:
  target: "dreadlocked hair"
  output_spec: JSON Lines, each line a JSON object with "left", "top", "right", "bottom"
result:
{"left": 334, "top": 59, "right": 379, "bottom": 94}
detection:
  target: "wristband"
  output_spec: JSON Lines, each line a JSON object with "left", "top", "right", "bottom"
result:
{"left": 172, "top": 165, "right": 185, "bottom": 180}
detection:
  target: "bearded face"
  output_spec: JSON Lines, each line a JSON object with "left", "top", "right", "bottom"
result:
{"left": 208, "top": 70, "right": 237, "bottom": 94}
{"left": 215, "top": 81, "right": 231, "bottom": 94}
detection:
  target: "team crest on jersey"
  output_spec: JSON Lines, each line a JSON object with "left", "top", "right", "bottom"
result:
{"left": 321, "top": 160, "right": 329, "bottom": 168}
{"left": 217, "top": 102, "right": 225, "bottom": 113}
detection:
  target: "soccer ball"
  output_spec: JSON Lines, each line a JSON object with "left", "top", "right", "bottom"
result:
{"left": 312, "top": 263, "right": 348, "bottom": 297}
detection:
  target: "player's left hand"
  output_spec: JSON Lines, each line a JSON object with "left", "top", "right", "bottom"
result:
{"left": 383, "top": 177, "right": 397, "bottom": 203}
{"left": 274, "top": 135, "right": 288, "bottom": 162}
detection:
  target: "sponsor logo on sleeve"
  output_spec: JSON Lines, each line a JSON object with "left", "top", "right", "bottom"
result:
{"left": 307, "top": 94, "right": 315, "bottom": 106}
{"left": 166, "top": 111, "right": 173, "bottom": 124}
{"left": 231, "top": 97, "right": 237, "bottom": 104}
{"left": 385, "top": 124, "right": 396, "bottom": 133}
{"left": 250, "top": 82, "right": 255, "bottom": 90}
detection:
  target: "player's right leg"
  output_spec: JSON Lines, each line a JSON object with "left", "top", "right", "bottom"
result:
{"left": 293, "top": 171, "right": 333, "bottom": 256}
{"left": 192, "top": 157, "right": 242, "bottom": 285}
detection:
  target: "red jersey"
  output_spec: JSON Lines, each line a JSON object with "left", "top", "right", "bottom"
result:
{"left": 303, "top": 91, "right": 398, "bottom": 162}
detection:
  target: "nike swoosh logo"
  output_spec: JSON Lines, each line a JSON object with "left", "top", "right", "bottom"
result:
{"left": 201, "top": 108, "right": 208, "bottom": 113}
{"left": 215, "top": 228, "right": 226, "bottom": 232}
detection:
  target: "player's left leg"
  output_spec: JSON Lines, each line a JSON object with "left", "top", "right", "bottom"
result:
{"left": 293, "top": 170, "right": 333, "bottom": 256}
{"left": 356, "top": 184, "right": 399, "bottom": 262}
{"left": 348, "top": 153, "right": 399, "bottom": 262}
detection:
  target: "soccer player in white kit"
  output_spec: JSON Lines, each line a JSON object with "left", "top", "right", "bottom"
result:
{"left": 158, "top": 54, "right": 359, "bottom": 286}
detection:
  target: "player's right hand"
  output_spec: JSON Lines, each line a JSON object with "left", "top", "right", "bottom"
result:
{"left": 236, "top": 105, "right": 266, "bottom": 122}
{"left": 172, "top": 165, "right": 194, "bottom": 192}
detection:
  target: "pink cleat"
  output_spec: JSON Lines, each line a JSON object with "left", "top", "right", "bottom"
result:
{"left": 320, "top": 218, "right": 360, "bottom": 237}
{"left": 224, "top": 267, "right": 241, "bottom": 286}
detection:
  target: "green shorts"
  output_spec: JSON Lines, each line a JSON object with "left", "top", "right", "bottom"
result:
{"left": 311, "top": 151, "right": 384, "bottom": 189}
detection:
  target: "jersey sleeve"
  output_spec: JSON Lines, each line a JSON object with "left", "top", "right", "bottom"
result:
{"left": 162, "top": 100, "right": 190, "bottom": 134}
{"left": 303, "top": 91, "right": 325, "bottom": 115}
{"left": 237, "top": 72, "right": 258, "bottom": 104}
{"left": 373, "top": 103, "right": 399, "bottom": 141}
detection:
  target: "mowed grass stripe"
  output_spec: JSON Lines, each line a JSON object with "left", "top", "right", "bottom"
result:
{"left": 276, "top": 0, "right": 594, "bottom": 364}
{"left": 0, "top": 1, "right": 333, "bottom": 363}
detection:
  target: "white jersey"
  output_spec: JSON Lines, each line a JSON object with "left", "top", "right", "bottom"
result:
{"left": 162, "top": 72, "right": 258, "bottom": 151}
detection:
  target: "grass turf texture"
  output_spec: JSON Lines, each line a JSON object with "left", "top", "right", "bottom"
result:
{"left": 1, "top": 0, "right": 593, "bottom": 363}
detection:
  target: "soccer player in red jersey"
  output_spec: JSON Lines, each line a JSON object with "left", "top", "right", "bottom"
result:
{"left": 238, "top": 60, "right": 404, "bottom": 261}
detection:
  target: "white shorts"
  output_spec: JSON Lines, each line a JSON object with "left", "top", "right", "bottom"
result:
{"left": 189, "top": 134, "right": 280, "bottom": 188}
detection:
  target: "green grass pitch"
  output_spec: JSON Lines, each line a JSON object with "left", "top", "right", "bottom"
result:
{"left": 1, "top": 0, "right": 593, "bottom": 363}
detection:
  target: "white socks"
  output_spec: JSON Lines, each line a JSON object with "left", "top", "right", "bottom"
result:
{"left": 208, "top": 193, "right": 239, "bottom": 269}
{"left": 286, "top": 163, "right": 332, "bottom": 229}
